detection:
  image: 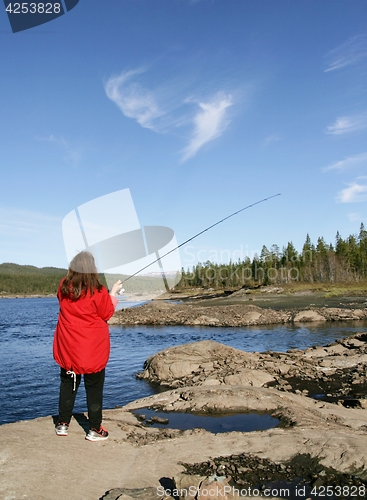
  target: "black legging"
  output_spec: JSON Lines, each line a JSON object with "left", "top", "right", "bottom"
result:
{"left": 58, "top": 367, "right": 105, "bottom": 429}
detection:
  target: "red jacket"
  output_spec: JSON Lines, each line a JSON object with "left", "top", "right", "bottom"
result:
{"left": 53, "top": 281, "right": 118, "bottom": 374}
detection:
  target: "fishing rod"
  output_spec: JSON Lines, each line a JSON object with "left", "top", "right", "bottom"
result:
{"left": 121, "top": 192, "right": 281, "bottom": 285}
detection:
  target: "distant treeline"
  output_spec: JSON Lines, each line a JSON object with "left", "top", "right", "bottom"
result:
{"left": 177, "top": 223, "right": 367, "bottom": 289}
{"left": 1, "top": 224, "right": 367, "bottom": 294}
{"left": 0, "top": 263, "right": 66, "bottom": 294}
{"left": 0, "top": 263, "right": 170, "bottom": 295}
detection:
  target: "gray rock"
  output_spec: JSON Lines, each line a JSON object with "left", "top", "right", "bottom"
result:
{"left": 294, "top": 310, "right": 327, "bottom": 322}
{"left": 150, "top": 416, "right": 169, "bottom": 425}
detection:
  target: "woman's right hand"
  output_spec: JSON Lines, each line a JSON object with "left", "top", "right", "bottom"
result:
{"left": 110, "top": 280, "right": 123, "bottom": 297}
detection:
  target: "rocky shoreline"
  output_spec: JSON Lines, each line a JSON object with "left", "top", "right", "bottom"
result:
{"left": 2, "top": 293, "right": 367, "bottom": 499}
{"left": 106, "top": 300, "right": 367, "bottom": 500}
{"left": 2, "top": 333, "right": 367, "bottom": 499}
{"left": 116, "top": 334, "right": 367, "bottom": 498}
{"left": 110, "top": 299, "right": 367, "bottom": 327}
{"left": 0, "top": 293, "right": 55, "bottom": 299}
{"left": 136, "top": 335, "right": 367, "bottom": 402}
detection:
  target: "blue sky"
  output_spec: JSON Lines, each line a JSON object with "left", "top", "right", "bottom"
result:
{"left": 1, "top": 0, "right": 367, "bottom": 271}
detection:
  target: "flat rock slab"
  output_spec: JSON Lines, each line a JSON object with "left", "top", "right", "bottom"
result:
{"left": 2, "top": 386, "right": 367, "bottom": 500}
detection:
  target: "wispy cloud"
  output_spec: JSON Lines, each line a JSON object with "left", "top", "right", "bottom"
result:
{"left": 180, "top": 93, "right": 232, "bottom": 161}
{"left": 35, "top": 134, "right": 82, "bottom": 166}
{"left": 0, "top": 207, "right": 66, "bottom": 267}
{"left": 104, "top": 68, "right": 234, "bottom": 161}
{"left": 264, "top": 133, "right": 283, "bottom": 145}
{"left": 324, "top": 152, "right": 367, "bottom": 172}
{"left": 325, "top": 112, "right": 367, "bottom": 135}
{"left": 348, "top": 212, "right": 361, "bottom": 222}
{"left": 36, "top": 134, "right": 64, "bottom": 144}
{"left": 325, "top": 34, "right": 367, "bottom": 72}
{"left": 0, "top": 207, "right": 61, "bottom": 235}
{"left": 336, "top": 178, "right": 367, "bottom": 203}
{"left": 104, "top": 68, "right": 165, "bottom": 131}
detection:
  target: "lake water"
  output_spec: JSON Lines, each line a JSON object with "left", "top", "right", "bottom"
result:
{"left": 0, "top": 297, "right": 366, "bottom": 426}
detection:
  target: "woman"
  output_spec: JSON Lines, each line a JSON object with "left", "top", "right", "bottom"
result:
{"left": 53, "top": 251, "right": 122, "bottom": 441}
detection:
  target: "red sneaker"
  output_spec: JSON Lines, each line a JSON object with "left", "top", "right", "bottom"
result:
{"left": 85, "top": 426, "right": 109, "bottom": 441}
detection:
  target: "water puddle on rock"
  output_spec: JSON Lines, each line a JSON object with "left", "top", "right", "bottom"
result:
{"left": 132, "top": 408, "right": 279, "bottom": 433}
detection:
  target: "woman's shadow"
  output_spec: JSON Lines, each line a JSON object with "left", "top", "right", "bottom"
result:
{"left": 52, "top": 413, "right": 90, "bottom": 433}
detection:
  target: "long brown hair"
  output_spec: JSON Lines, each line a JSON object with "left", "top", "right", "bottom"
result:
{"left": 61, "top": 251, "right": 103, "bottom": 300}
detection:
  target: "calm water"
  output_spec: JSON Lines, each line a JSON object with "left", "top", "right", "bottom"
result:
{"left": 132, "top": 407, "right": 280, "bottom": 433}
{"left": 0, "top": 297, "right": 366, "bottom": 426}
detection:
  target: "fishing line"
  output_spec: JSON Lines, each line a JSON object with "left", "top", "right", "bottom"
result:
{"left": 121, "top": 192, "right": 281, "bottom": 285}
